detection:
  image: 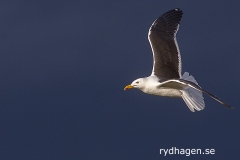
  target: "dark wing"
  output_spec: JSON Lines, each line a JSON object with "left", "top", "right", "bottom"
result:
{"left": 160, "top": 79, "right": 234, "bottom": 109}
{"left": 148, "top": 8, "right": 183, "bottom": 79}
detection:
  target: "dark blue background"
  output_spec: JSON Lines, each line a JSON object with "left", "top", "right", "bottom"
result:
{"left": 0, "top": 0, "right": 239, "bottom": 159}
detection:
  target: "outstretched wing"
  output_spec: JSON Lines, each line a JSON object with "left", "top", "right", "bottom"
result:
{"left": 160, "top": 79, "right": 234, "bottom": 109}
{"left": 148, "top": 8, "right": 183, "bottom": 79}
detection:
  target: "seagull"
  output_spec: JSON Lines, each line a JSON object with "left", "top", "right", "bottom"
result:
{"left": 124, "top": 8, "right": 233, "bottom": 112}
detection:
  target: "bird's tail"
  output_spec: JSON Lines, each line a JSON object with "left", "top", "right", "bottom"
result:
{"left": 180, "top": 72, "right": 205, "bottom": 112}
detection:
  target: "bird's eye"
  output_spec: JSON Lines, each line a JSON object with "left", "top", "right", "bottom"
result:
{"left": 136, "top": 81, "right": 139, "bottom": 84}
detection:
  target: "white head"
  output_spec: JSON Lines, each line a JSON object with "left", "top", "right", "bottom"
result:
{"left": 124, "top": 78, "right": 145, "bottom": 90}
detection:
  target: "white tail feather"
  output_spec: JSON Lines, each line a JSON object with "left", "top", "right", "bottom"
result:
{"left": 181, "top": 72, "right": 205, "bottom": 112}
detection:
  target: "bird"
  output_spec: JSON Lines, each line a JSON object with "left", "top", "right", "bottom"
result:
{"left": 124, "top": 8, "right": 233, "bottom": 112}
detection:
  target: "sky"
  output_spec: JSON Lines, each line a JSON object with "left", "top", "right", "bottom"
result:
{"left": 0, "top": 0, "right": 240, "bottom": 159}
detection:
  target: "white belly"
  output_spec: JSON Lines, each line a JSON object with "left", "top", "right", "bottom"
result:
{"left": 143, "top": 87, "right": 182, "bottom": 98}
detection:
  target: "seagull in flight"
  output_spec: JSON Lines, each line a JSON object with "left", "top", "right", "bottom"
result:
{"left": 124, "top": 8, "right": 233, "bottom": 112}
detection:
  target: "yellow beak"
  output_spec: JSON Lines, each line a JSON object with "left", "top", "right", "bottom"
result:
{"left": 124, "top": 84, "right": 133, "bottom": 90}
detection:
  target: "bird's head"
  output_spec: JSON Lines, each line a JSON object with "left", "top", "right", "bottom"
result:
{"left": 124, "top": 78, "right": 144, "bottom": 90}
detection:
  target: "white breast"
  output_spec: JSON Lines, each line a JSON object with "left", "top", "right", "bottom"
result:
{"left": 143, "top": 87, "right": 182, "bottom": 97}
{"left": 140, "top": 76, "right": 182, "bottom": 98}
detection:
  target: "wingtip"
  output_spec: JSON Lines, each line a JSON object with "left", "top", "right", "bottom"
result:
{"left": 224, "top": 103, "right": 234, "bottom": 110}
{"left": 174, "top": 8, "right": 182, "bottom": 12}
